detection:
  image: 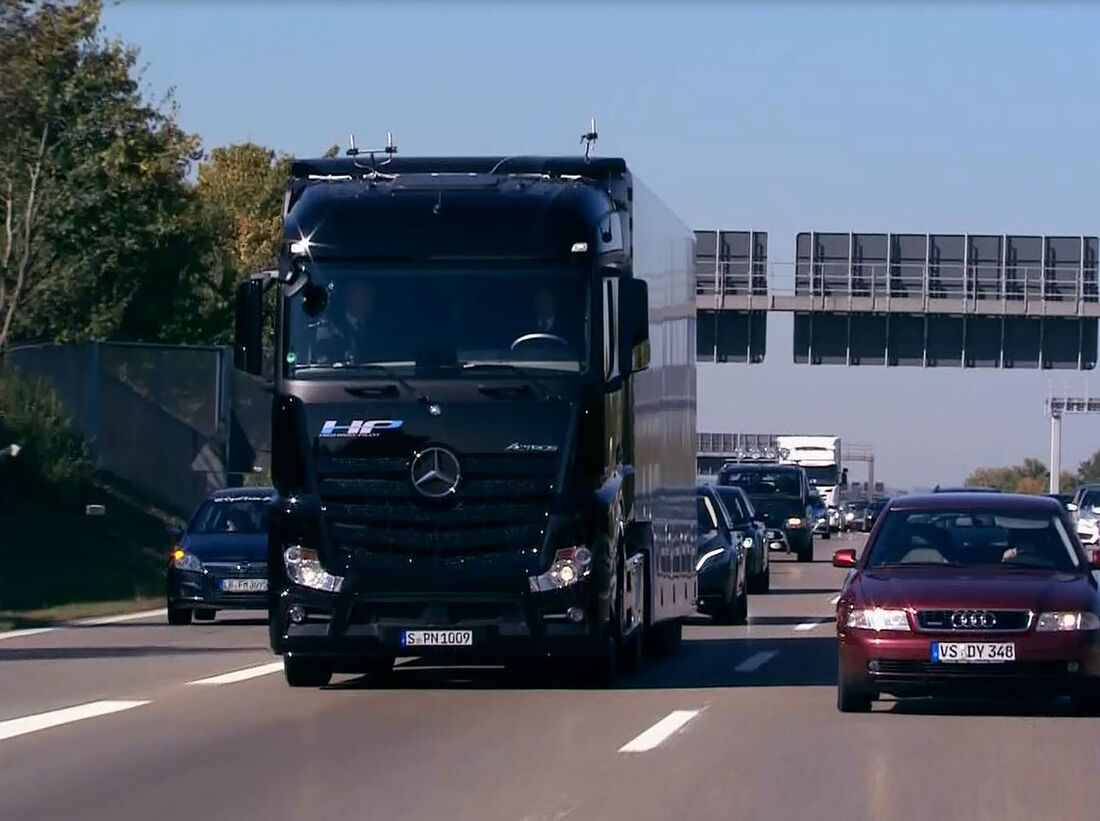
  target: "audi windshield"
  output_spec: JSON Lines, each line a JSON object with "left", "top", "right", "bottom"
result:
{"left": 284, "top": 264, "right": 590, "bottom": 377}
{"left": 867, "top": 508, "right": 1083, "bottom": 572}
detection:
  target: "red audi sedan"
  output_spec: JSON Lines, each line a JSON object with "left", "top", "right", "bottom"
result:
{"left": 834, "top": 493, "right": 1100, "bottom": 713}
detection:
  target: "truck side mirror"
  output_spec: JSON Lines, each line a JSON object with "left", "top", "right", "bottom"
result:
{"left": 234, "top": 278, "right": 264, "bottom": 376}
{"left": 618, "top": 277, "right": 650, "bottom": 375}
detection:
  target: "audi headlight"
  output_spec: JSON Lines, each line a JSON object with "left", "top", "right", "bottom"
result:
{"left": 1036, "top": 611, "right": 1100, "bottom": 632}
{"left": 171, "top": 548, "right": 203, "bottom": 573}
{"left": 529, "top": 546, "right": 592, "bottom": 592}
{"left": 283, "top": 545, "right": 344, "bottom": 593}
{"left": 846, "top": 607, "right": 911, "bottom": 631}
{"left": 695, "top": 548, "right": 726, "bottom": 572}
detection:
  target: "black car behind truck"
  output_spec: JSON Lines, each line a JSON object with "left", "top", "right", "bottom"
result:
{"left": 234, "top": 147, "right": 698, "bottom": 687}
{"left": 717, "top": 463, "right": 815, "bottom": 562}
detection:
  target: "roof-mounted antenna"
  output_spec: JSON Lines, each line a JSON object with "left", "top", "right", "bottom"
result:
{"left": 580, "top": 117, "right": 598, "bottom": 162}
{"left": 346, "top": 132, "right": 399, "bottom": 182}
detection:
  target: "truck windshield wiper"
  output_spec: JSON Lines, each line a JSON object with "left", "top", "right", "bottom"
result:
{"left": 459, "top": 361, "right": 556, "bottom": 400}
{"left": 295, "top": 362, "right": 433, "bottom": 406}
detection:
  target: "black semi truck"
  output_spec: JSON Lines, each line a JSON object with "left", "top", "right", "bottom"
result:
{"left": 234, "top": 148, "right": 697, "bottom": 687}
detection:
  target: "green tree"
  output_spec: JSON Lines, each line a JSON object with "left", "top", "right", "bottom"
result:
{"left": 1077, "top": 450, "right": 1100, "bottom": 484}
{"left": 196, "top": 143, "right": 291, "bottom": 278}
{"left": 0, "top": 0, "right": 219, "bottom": 356}
{"left": 965, "top": 458, "right": 1066, "bottom": 494}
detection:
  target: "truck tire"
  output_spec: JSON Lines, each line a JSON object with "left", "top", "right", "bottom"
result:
{"left": 284, "top": 654, "right": 332, "bottom": 688}
{"left": 798, "top": 537, "right": 814, "bottom": 563}
{"left": 167, "top": 606, "right": 192, "bottom": 626}
{"left": 646, "top": 618, "right": 683, "bottom": 656}
{"left": 822, "top": 529, "right": 831, "bottom": 540}
{"left": 194, "top": 609, "right": 216, "bottom": 622}
{"left": 749, "top": 564, "right": 771, "bottom": 594}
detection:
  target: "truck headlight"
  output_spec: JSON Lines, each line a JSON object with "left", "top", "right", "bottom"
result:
{"left": 846, "top": 607, "right": 911, "bottom": 632}
{"left": 740, "top": 536, "right": 754, "bottom": 549}
{"left": 171, "top": 548, "right": 203, "bottom": 572}
{"left": 786, "top": 517, "right": 803, "bottom": 528}
{"left": 1036, "top": 612, "right": 1100, "bottom": 631}
{"left": 529, "top": 546, "right": 592, "bottom": 592}
{"left": 283, "top": 545, "right": 343, "bottom": 593}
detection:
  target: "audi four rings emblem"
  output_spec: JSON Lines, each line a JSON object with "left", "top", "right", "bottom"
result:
{"left": 951, "top": 610, "right": 997, "bottom": 629}
{"left": 410, "top": 446, "right": 461, "bottom": 498}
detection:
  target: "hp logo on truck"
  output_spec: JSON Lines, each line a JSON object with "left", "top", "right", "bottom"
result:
{"left": 411, "top": 447, "right": 461, "bottom": 498}
{"left": 319, "top": 420, "right": 403, "bottom": 438}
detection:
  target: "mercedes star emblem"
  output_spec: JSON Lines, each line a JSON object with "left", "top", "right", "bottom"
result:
{"left": 410, "top": 446, "right": 461, "bottom": 498}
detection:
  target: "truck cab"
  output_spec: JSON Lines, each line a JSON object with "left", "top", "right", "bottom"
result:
{"left": 234, "top": 153, "right": 697, "bottom": 686}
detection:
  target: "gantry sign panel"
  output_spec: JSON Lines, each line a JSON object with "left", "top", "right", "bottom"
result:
{"left": 696, "top": 230, "right": 768, "bottom": 362}
{"left": 792, "top": 232, "right": 1099, "bottom": 369}
{"left": 793, "top": 313, "right": 1098, "bottom": 369}
{"left": 794, "top": 232, "right": 1099, "bottom": 304}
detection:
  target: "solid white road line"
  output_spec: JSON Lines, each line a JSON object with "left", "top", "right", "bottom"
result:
{"left": 734, "top": 650, "right": 778, "bottom": 673}
{"left": 0, "top": 700, "right": 150, "bottom": 743}
{"left": 186, "top": 662, "right": 284, "bottom": 686}
{"left": 74, "top": 608, "right": 167, "bottom": 626}
{"left": 0, "top": 627, "right": 55, "bottom": 641}
{"left": 618, "top": 710, "right": 701, "bottom": 753}
{"left": 794, "top": 620, "right": 827, "bottom": 632}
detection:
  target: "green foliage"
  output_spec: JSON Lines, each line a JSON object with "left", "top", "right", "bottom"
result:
{"left": 0, "top": 370, "right": 89, "bottom": 490}
{"left": 965, "top": 458, "right": 1085, "bottom": 495}
{"left": 0, "top": 0, "right": 227, "bottom": 353}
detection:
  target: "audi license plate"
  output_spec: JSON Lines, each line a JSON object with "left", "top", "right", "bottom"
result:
{"left": 931, "top": 642, "right": 1015, "bottom": 663}
{"left": 220, "top": 578, "right": 267, "bottom": 593}
{"left": 401, "top": 630, "right": 473, "bottom": 647}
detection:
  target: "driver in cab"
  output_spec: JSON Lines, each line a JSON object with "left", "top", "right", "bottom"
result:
{"left": 313, "top": 279, "right": 382, "bottom": 364}
{"left": 514, "top": 288, "right": 573, "bottom": 355}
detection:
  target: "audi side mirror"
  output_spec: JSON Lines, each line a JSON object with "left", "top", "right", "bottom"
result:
{"left": 832, "top": 548, "right": 857, "bottom": 568}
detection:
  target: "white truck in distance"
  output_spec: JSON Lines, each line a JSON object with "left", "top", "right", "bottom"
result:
{"left": 777, "top": 435, "right": 843, "bottom": 507}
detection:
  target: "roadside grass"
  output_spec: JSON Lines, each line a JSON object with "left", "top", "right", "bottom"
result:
{"left": 0, "top": 475, "right": 182, "bottom": 628}
{"left": 0, "top": 597, "right": 164, "bottom": 630}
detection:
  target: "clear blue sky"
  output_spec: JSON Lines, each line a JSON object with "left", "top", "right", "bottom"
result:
{"left": 103, "top": 0, "right": 1100, "bottom": 487}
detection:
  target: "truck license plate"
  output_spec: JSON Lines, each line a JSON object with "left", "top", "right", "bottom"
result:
{"left": 401, "top": 630, "right": 473, "bottom": 647}
{"left": 931, "top": 642, "right": 1015, "bottom": 663}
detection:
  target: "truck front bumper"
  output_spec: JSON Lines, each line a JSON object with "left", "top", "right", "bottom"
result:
{"left": 273, "top": 583, "right": 605, "bottom": 666}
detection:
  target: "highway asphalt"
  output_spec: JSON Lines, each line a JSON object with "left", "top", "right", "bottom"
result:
{"left": 2, "top": 533, "right": 1099, "bottom": 821}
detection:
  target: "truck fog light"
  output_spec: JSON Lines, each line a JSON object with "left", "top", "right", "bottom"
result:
{"left": 288, "top": 604, "right": 306, "bottom": 624}
{"left": 867, "top": 659, "right": 880, "bottom": 672}
{"left": 1068, "top": 661, "right": 1081, "bottom": 673}
{"left": 528, "top": 547, "right": 592, "bottom": 592}
{"left": 567, "top": 607, "right": 585, "bottom": 623}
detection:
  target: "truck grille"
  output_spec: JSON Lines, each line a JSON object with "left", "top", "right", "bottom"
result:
{"left": 315, "top": 454, "right": 557, "bottom": 558}
{"left": 915, "top": 610, "right": 1032, "bottom": 632}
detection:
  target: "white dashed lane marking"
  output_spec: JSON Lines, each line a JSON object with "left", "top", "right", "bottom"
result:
{"left": 794, "top": 620, "right": 827, "bottom": 632}
{"left": 186, "top": 662, "right": 285, "bottom": 686}
{"left": 734, "top": 650, "right": 778, "bottom": 673}
{"left": 0, "top": 701, "right": 150, "bottom": 743}
{"left": 619, "top": 710, "right": 702, "bottom": 753}
{"left": 0, "top": 628, "right": 55, "bottom": 641}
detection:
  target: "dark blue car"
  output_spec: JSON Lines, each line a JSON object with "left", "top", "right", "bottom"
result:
{"left": 166, "top": 487, "right": 275, "bottom": 625}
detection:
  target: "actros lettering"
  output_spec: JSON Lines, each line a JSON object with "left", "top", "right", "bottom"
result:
{"left": 319, "top": 420, "right": 404, "bottom": 438}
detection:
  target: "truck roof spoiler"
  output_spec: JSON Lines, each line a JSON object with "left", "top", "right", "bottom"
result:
{"left": 289, "top": 155, "right": 628, "bottom": 182}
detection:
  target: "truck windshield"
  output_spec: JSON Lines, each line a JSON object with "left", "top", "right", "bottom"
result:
{"left": 284, "top": 264, "right": 590, "bottom": 377}
{"left": 801, "top": 465, "right": 838, "bottom": 486}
